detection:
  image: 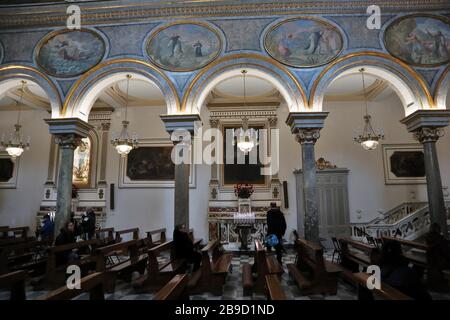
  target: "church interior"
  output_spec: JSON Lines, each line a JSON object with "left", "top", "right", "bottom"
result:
{"left": 0, "top": 0, "right": 449, "bottom": 303}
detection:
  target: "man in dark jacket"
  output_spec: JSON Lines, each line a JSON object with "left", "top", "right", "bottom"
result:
{"left": 266, "top": 202, "right": 287, "bottom": 264}
{"left": 81, "top": 208, "right": 96, "bottom": 239}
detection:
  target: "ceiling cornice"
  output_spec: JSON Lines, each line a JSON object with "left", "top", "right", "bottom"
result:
{"left": 0, "top": 0, "right": 448, "bottom": 29}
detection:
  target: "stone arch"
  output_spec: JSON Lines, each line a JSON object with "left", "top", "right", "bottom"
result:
{"left": 0, "top": 65, "right": 63, "bottom": 118}
{"left": 181, "top": 53, "right": 308, "bottom": 114}
{"left": 434, "top": 66, "right": 450, "bottom": 110}
{"left": 63, "top": 58, "right": 180, "bottom": 121}
{"left": 310, "top": 52, "right": 434, "bottom": 116}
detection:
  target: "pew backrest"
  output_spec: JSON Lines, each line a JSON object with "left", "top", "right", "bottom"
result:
{"left": 146, "top": 228, "right": 167, "bottom": 247}
{"left": 153, "top": 274, "right": 189, "bottom": 300}
{"left": 115, "top": 228, "right": 139, "bottom": 242}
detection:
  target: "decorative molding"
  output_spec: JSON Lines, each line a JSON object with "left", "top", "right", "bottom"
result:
{"left": 0, "top": 1, "right": 448, "bottom": 29}
{"left": 316, "top": 157, "right": 337, "bottom": 170}
{"left": 295, "top": 129, "right": 321, "bottom": 145}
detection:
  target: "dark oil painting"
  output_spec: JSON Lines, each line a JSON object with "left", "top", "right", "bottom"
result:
{"left": 390, "top": 151, "right": 425, "bottom": 178}
{"left": 126, "top": 146, "right": 174, "bottom": 181}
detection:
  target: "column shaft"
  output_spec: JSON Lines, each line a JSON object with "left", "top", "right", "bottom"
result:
{"left": 174, "top": 162, "right": 190, "bottom": 228}
{"left": 423, "top": 140, "right": 447, "bottom": 235}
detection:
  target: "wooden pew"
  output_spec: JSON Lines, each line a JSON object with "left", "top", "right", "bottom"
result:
{"left": 0, "top": 226, "right": 29, "bottom": 240}
{"left": 33, "top": 239, "right": 100, "bottom": 289}
{"left": 95, "top": 228, "right": 115, "bottom": 247}
{"left": 0, "top": 270, "right": 27, "bottom": 300}
{"left": 190, "top": 239, "right": 233, "bottom": 296}
{"left": 36, "top": 272, "right": 105, "bottom": 300}
{"left": 188, "top": 228, "right": 202, "bottom": 248}
{"left": 153, "top": 274, "right": 190, "bottom": 300}
{"left": 115, "top": 228, "right": 139, "bottom": 243}
{"left": 265, "top": 274, "right": 286, "bottom": 300}
{"left": 242, "top": 239, "right": 283, "bottom": 295}
{"left": 339, "top": 237, "right": 381, "bottom": 272}
{"left": 287, "top": 238, "right": 341, "bottom": 295}
{"left": 352, "top": 272, "right": 412, "bottom": 300}
{"left": 146, "top": 228, "right": 167, "bottom": 248}
{"left": 134, "top": 240, "right": 186, "bottom": 292}
{"left": 0, "top": 240, "right": 47, "bottom": 276}
{"left": 382, "top": 236, "right": 449, "bottom": 290}
{"left": 95, "top": 239, "right": 147, "bottom": 293}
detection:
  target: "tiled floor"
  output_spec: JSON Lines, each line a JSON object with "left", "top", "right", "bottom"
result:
{"left": 1, "top": 249, "right": 449, "bottom": 300}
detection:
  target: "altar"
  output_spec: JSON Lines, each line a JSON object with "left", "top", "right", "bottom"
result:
{"left": 206, "top": 104, "right": 283, "bottom": 251}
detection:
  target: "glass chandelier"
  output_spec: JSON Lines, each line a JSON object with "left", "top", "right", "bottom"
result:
{"left": 236, "top": 70, "right": 258, "bottom": 154}
{"left": 353, "top": 68, "right": 384, "bottom": 151}
{"left": 1, "top": 80, "right": 31, "bottom": 159}
{"left": 111, "top": 74, "right": 138, "bottom": 157}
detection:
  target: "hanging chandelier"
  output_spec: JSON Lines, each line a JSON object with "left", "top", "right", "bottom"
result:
{"left": 1, "top": 80, "right": 31, "bottom": 159}
{"left": 111, "top": 74, "right": 138, "bottom": 157}
{"left": 353, "top": 68, "right": 384, "bottom": 151}
{"left": 236, "top": 70, "right": 258, "bottom": 154}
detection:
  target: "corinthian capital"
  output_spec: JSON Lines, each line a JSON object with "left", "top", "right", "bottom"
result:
{"left": 413, "top": 127, "right": 444, "bottom": 143}
{"left": 295, "top": 129, "right": 321, "bottom": 144}
{"left": 54, "top": 134, "right": 82, "bottom": 149}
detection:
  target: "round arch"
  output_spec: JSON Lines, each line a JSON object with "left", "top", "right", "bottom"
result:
{"left": 310, "top": 52, "right": 434, "bottom": 116}
{"left": 434, "top": 66, "right": 450, "bottom": 110}
{"left": 0, "top": 65, "right": 63, "bottom": 118}
{"left": 63, "top": 58, "right": 180, "bottom": 121}
{"left": 181, "top": 53, "right": 308, "bottom": 114}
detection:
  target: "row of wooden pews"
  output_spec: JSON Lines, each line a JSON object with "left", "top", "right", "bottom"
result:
{"left": 242, "top": 239, "right": 283, "bottom": 296}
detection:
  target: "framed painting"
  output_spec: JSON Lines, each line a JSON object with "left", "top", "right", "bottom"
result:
{"left": 384, "top": 14, "right": 450, "bottom": 67}
{"left": 221, "top": 124, "right": 267, "bottom": 187}
{"left": 382, "top": 144, "right": 426, "bottom": 185}
{"left": 119, "top": 139, "right": 195, "bottom": 188}
{"left": 0, "top": 153, "right": 19, "bottom": 188}
{"left": 146, "top": 21, "right": 222, "bottom": 72}
{"left": 35, "top": 29, "right": 106, "bottom": 78}
{"left": 264, "top": 17, "right": 343, "bottom": 68}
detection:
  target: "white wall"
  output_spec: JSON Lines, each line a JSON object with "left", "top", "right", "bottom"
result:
{"left": 0, "top": 109, "right": 51, "bottom": 231}
{"left": 0, "top": 93, "right": 449, "bottom": 240}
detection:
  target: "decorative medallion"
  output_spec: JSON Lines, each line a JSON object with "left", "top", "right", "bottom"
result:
{"left": 384, "top": 14, "right": 450, "bottom": 67}
{"left": 264, "top": 17, "right": 343, "bottom": 68}
{"left": 146, "top": 22, "right": 222, "bottom": 72}
{"left": 36, "top": 29, "right": 106, "bottom": 78}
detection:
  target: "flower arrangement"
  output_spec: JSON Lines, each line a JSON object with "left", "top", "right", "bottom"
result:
{"left": 234, "top": 183, "right": 254, "bottom": 199}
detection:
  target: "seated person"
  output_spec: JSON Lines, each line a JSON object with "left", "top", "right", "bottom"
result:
{"left": 425, "top": 223, "right": 450, "bottom": 270}
{"left": 54, "top": 221, "right": 78, "bottom": 265}
{"left": 173, "top": 224, "right": 201, "bottom": 272}
{"left": 359, "top": 240, "right": 431, "bottom": 300}
{"left": 380, "top": 240, "right": 431, "bottom": 300}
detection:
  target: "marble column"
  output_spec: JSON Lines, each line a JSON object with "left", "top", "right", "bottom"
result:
{"left": 45, "top": 118, "right": 93, "bottom": 235}
{"left": 98, "top": 122, "right": 111, "bottom": 186}
{"left": 160, "top": 114, "right": 202, "bottom": 229}
{"left": 401, "top": 110, "right": 450, "bottom": 236}
{"left": 286, "top": 112, "right": 328, "bottom": 244}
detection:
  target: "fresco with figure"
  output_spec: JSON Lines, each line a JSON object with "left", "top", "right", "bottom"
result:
{"left": 264, "top": 18, "right": 343, "bottom": 68}
{"left": 126, "top": 147, "right": 174, "bottom": 181}
{"left": 384, "top": 15, "right": 450, "bottom": 67}
{"left": 146, "top": 22, "right": 222, "bottom": 71}
{"left": 36, "top": 29, "right": 105, "bottom": 77}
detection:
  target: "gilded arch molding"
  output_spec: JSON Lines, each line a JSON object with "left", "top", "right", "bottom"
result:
{"left": 309, "top": 52, "right": 434, "bottom": 116}
{"left": 181, "top": 53, "right": 308, "bottom": 114}
{"left": 0, "top": 65, "right": 63, "bottom": 118}
{"left": 62, "top": 58, "right": 180, "bottom": 121}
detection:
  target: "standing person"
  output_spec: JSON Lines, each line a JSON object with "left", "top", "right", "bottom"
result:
{"left": 40, "top": 214, "right": 54, "bottom": 244}
{"left": 266, "top": 202, "right": 287, "bottom": 264}
{"left": 173, "top": 224, "right": 202, "bottom": 272}
{"left": 81, "top": 208, "right": 96, "bottom": 240}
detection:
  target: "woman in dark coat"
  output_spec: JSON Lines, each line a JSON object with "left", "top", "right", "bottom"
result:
{"left": 173, "top": 224, "right": 201, "bottom": 271}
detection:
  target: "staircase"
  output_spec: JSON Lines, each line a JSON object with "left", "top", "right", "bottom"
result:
{"left": 351, "top": 201, "right": 450, "bottom": 241}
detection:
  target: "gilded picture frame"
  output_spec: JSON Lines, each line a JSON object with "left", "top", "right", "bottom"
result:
{"left": 35, "top": 28, "right": 106, "bottom": 78}
{"left": 263, "top": 17, "right": 344, "bottom": 68}
{"left": 145, "top": 21, "right": 223, "bottom": 72}
{"left": 383, "top": 14, "right": 450, "bottom": 68}
{"left": 0, "top": 152, "right": 20, "bottom": 189}
{"left": 382, "top": 144, "right": 426, "bottom": 185}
